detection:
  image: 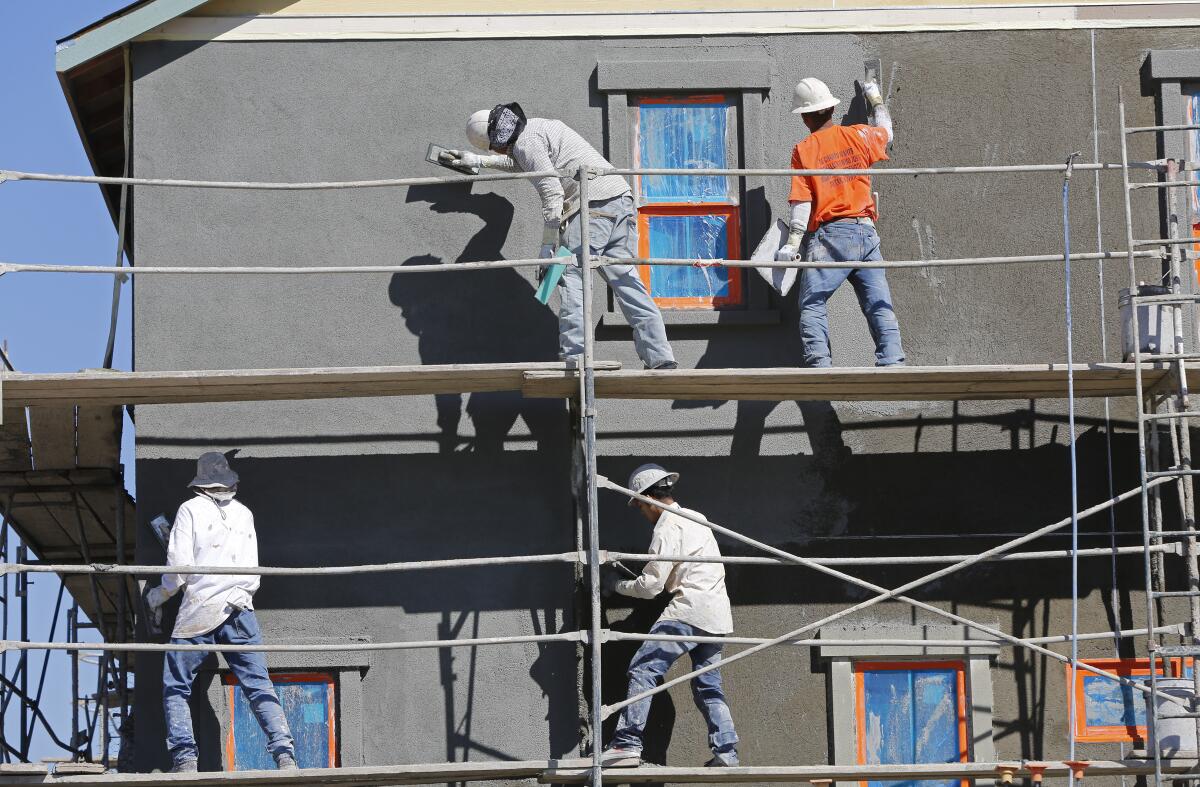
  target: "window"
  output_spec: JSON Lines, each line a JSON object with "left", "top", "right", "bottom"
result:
{"left": 224, "top": 672, "right": 336, "bottom": 770}
{"left": 1067, "top": 658, "right": 1192, "bottom": 743}
{"left": 633, "top": 94, "right": 744, "bottom": 310}
{"left": 854, "top": 661, "right": 969, "bottom": 787}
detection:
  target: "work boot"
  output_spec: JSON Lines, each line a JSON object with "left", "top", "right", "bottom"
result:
{"left": 600, "top": 746, "right": 642, "bottom": 767}
{"left": 705, "top": 750, "right": 740, "bottom": 767}
{"left": 169, "top": 759, "right": 198, "bottom": 774}
{"left": 275, "top": 752, "right": 299, "bottom": 770}
{"left": 647, "top": 361, "right": 679, "bottom": 370}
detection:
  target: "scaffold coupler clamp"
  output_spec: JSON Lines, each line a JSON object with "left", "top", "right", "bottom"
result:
{"left": 1064, "top": 152, "right": 1082, "bottom": 182}
{"left": 1023, "top": 761, "right": 1048, "bottom": 785}
{"left": 995, "top": 765, "right": 1017, "bottom": 785}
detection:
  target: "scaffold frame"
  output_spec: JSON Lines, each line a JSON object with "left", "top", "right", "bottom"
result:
{"left": 1, "top": 90, "right": 1199, "bottom": 785}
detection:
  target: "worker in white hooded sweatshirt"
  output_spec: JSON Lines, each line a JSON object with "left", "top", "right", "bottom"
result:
{"left": 144, "top": 452, "right": 297, "bottom": 773}
{"left": 441, "top": 104, "right": 677, "bottom": 369}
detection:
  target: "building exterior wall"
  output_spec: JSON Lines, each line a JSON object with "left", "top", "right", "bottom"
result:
{"left": 128, "top": 28, "right": 1189, "bottom": 774}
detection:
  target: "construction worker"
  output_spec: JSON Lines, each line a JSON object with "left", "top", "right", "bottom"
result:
{"left": 441, "top": 103, "right": 677, "bottom": 369}
{"left": 776, "top": 78, "right": 906, "bottom": 368}
{"left": 143, "top": 452, "right": 297, "bottom": 773}
{"left": 601, "top": 464, "right": 738, "bottom": 767}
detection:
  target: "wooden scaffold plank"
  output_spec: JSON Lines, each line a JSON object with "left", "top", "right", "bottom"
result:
{"left": 1, "top": 362, "right": 620, "bottom": 407}
{"left": 522, "top": 363, "right": 1188, "bottom": 402}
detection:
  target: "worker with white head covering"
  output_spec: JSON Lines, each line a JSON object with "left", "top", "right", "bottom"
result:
{"left": 600, "top": 464, "right": 739, "bottom": 768}
{"left": 777, "top": 77, "right": 905, "bottom": 368}
{"left": 143, "top": 452, "right": 297, "bottom": 773}
{"left": 441, "top": 104, "right": 677, "bottom": 369}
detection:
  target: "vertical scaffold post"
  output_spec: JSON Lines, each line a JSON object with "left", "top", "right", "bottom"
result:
{"left": 69, "top": 602, "right": 80, "bottom": 760}
{"left": 115, "top": 463, "right": 128, "bottom": 766}
{"left": 1163, "top": 157, "right": 1200, "bottom": 747}
{"left": 1119, "top": 87, "right": 1164, "bottom": 787}
{"left": 0, "top": 515, "right": 9, "bottom": 763}
{"left": 16, "top": 543, "right": 28, "bottom": 760}
{"left": 577, "top": 164, "right": 603, "bottom": 787}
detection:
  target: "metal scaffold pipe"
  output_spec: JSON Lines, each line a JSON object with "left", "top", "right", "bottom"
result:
{"left": 2, "top": 631, "right": 584, "bottom": 654}
{"left": 5, "top": 551, "right": 582, "bottom": 576}
{"left": 0, "top": 168, "right": 565, "bottom": 189}
{"left": 0, "top": 161, "right": 1161, "bottom": 192}
{"left": 7, "top": 543, "right": 1171, "bottom": 577}
{"left": 598, "top": 476, "right": 1180, "bottom": 719}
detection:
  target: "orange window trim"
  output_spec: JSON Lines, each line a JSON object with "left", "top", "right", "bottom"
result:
{"left": 224, "top": 671, "right": 337, "bottom": 770}
{"left": 1066, "top": 658, "right": 1190, "bottom": 742}
{"left": 636, "top": 204, "right": 743, "bottom": 310}
{"left": 853, "top": 660, "right": 969, "bottom": 787}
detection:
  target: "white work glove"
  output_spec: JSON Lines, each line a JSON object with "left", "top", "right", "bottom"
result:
{"left": 862, "top": 80, "right": 884, "bottom": 108}
{"left": 144, "top": 585, "right": 170, "bottom": 628}
{"left": 601, "top": 571, "right": 622, "bottom": 598}
{"left": 775, "top": 233, "right": 803, "bottom": 262}
{"left": 439, "top": 149, "right": 482, "bottom": 169}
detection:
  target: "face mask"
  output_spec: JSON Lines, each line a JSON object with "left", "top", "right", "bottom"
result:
{"left": 197, "top": 486, "right": 236, "bottom": 503}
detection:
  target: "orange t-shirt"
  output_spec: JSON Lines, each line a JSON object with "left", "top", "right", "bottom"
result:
{"left": 787, "top": 124, "right": 889, "bottom": 231}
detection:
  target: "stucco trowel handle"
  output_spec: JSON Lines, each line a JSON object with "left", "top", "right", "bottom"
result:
{"left": 535, "top": 247, "right": 574, "bottom": 304}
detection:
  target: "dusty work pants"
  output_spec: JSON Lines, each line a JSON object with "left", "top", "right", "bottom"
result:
{"left": 558, "top": 193, "right": 676, "bottom": 368}
{"left": 610, "top": 619, "right": 739, "bottom": 755}
{"left": 799, "top": 219, "right": 905, "bottom": 367}
{"left": 162, "top": 609, "right": 294, "bottom": 768}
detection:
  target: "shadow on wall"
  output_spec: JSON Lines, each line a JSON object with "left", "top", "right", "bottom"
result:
{"left": 676, "top": 280, "right": 850, "bottom": 469}
{"left": 388, "top": 183, "right": 565, "bottom": 454}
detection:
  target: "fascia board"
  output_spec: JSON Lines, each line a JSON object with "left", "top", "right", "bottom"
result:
{"left": 54, "top": 0, "right": 212, "bottom": 74}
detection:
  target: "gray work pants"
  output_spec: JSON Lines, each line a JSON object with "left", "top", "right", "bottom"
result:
{"left": 558, "top": 193, "right": 675, "bottom": 368}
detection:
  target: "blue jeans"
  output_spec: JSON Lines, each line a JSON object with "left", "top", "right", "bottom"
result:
{"left": 559, "top": 193, "right": 675, "bottom": 368}
{"left": 799, "top": 220, "right": 905, "bottom": 367}
{"left": 611, "top": 620, "right": 738, "bottom": 755}
{"left": 162, "top": 609, "right": 294, "bottom": 767}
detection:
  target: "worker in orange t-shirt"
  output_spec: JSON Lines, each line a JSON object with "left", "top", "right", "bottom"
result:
{"left": 776, "top": 78, "right": 905, "bottom": 367}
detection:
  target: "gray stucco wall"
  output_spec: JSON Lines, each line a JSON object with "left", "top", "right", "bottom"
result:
{"left": 128, "top": 28, "right": 1191, "bottom": 775}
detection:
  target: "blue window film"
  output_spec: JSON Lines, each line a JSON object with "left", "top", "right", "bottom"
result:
{"left": 861, "top": 667, "right": 962, "bottom": 787}
{"left": 230, "top": 679, "right": 332, "bottom": 771}
{"left": 1082, "top": 664, "right": 1192, "bottom": 728}
{"left": 647, "top": 214, "right": 730, "bottom": 298}
{"left": 638, "top": 102, "right": 732, "bottom": 203}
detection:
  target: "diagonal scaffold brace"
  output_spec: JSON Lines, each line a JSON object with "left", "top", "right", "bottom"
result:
{"left": 597, "top": 474, "right": 1184, "bottom": 718}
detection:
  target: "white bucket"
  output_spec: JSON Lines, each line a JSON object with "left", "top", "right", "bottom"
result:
{"left": 1119, "top": 285, "right": 1175, "bottom": 361}
{"left": 1146, "top": 677, "right": 1199, "bottom": 757}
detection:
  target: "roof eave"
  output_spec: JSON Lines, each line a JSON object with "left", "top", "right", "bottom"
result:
{"left": 54, "top": 0, "right": 211, "bottom": 75}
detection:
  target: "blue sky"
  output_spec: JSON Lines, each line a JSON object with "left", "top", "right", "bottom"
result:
{"left": 1, "top": 0, "right": 135, "bottom": 764}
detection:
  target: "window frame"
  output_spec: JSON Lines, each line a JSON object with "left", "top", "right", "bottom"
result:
{"left": 1066, "top": 657, "right": 1190, "bottom": 743}
{"left": 223, "top": 671, "right": 338, "bottom": 770}
{"left": 853, "top": 660, "right": 970, "bottom": 787}
{"left": 631, "top": 92, "right": 746, "bottom": 311}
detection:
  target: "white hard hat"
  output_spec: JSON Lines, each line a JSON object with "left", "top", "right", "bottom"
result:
{"left": 791, "top": 78, "right": 840, "bottom": 115}
{"left": 627, "top": 463, "right": 679, "bottom": 506}
{"left": 466, "top": 110, "right": 491, "bottom": 151}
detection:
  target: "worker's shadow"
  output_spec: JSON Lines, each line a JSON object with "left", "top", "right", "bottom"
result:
{"left": 677, "top": 246, "right": 849, "bottom": 466}
{"left": 389, "top": 184, "right": 564, "bottom": 454}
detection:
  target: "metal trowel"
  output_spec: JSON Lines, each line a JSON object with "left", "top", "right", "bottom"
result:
{"left": 426, "top": 143, "right": 479, "bottom": 176}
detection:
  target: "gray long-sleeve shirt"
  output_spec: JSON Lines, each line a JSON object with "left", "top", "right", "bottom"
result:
{"left": 486, "top": 118, "right": 631, "bottom": 226}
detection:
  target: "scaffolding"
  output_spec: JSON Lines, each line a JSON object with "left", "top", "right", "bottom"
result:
{"left": 1, "top": 89, "right": 1199, "bottom": 785}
